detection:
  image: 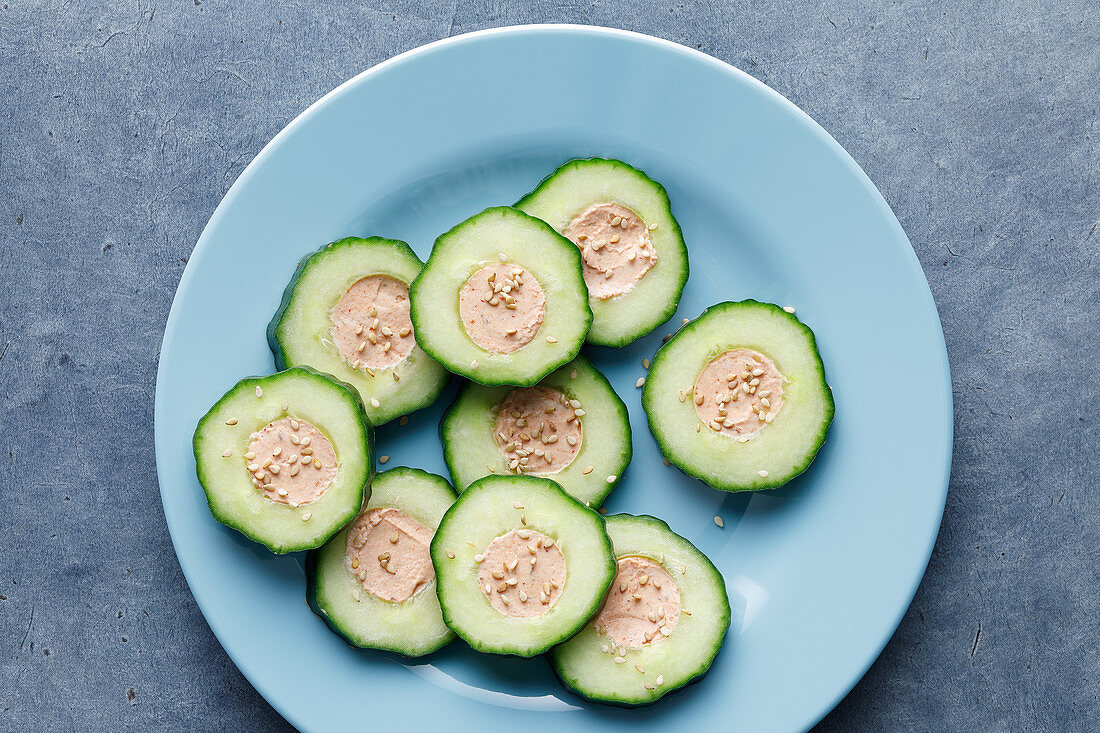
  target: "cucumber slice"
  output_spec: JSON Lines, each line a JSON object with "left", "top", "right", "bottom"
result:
{"left": 192, "top": 367, "right": 374, "bottom": 554}
{"left": 430, "top": 475, "right": 616, "bottom": 657}
{"left": 268, "top": 236, "right": 450, "bottom": 426}
{"left": 515, "top": 158, "right": 688, "bottom": 347}
{"left": 410, "top": 207, "right": 592, "bottom": 386}
{"left": 440, "top": 354, "right": 631, "bottom": 507}
{"left": 306, "top": 467, "right": 457, "bottom": 657}
{"left": 643, "top": 300, "right": 834, "bottom": 491}
{"left": 549, "top": 514, "right": 730, "bottom": 706}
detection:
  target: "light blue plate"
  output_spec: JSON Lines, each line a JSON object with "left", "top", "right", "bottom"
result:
{"left": 155, "top": 25, "right": 951, "bottom": 733}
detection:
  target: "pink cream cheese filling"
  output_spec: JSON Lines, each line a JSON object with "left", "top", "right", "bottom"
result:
{"left": 330, "top": 274, "right": 415, "bottom": 370}
{"left": 458, "top": 263, "right": 545, "bottom": 354}
{"left": 246, "top": 417, "right": 337, "bottom": 506}
{"left": 345, "top": 507, "right": 435, "bottom": 603}
{"left": 563, "top": 203, "right": 658, "bottom": 300}
{"left": 594, "top": 556, "right": 681, "bottom": 648}
{"left": 693, "top": 348, "right": 788, "bottom": 438}
{"left": 477, "top": 529, "right": 566, "bottom": 617}
{"left": 494, "top": 386, "right": 582, "bottom": 475}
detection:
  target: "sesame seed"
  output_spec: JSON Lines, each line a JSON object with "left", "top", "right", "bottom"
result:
{"left": 380, "top": 455, "right": 389, "bottom": 464}
{"left": 245, "top": 451, "right": 256, "bottom": 459}
{"left": 290, "top": 420, "right": 300, "bottom": 431}
{"left": 314, "top": 459, "right": 322, "bottom": 469}
{"left": 783, "top": 305, "right": 796, "bottom": 313}
{"left": 633, "top": 593, "right": 642, "bottom": 601}
{"left": 507, "top": 559, "right": 519, "bottom": 571}
{"left": 355, "top": 325, "right": 364, "bottom": 335}
{"left": 392, "top": 371, "right": 400, "bottom": 382}
{"left": 470, "top": 359, "right": 479, "bottom": 369}
{"left": 714, "top": 515, "right": 725, "bottom": 528}
{"left": 662, "top": 457, "right": 670, "bottom": 466}
{"left": 498, "top": 252, "right": 507, "bottom": 262}
{"left": 399, "top": 416, "right": 409, "bottom": 426}
{"left": 649, "top": 223, "right": 659, "bottom": 231}
{"left": 611, "top": 216, "right": 622, "bottom": 226}
{"left": 610, "top": 234, "right": 621, "bottom": 244}
{"left": 302, "top": 513, "right": 312, "bottom": 521}
{"left": 583, "top": 466, "right": 593, "bottom": 474}
{"left": 644, "top": 682, "right": 655, "bottom": 690}
{"left": 757, "top": 469, "right": 769, "bottom": 477}
{"left": 351, "top": 557, "right": 359, "bottom": 569}
{"left": 613, "top": 657, "right": 626, "bottom": 664}
{"left": 255, "top": 386, "right": 263, "bottom": 398}
{"left": 513, "top": 501, "right": 524, "bottom": 509}
{"left": 604, "top": 270, "right": 614, "bottom": 279}
{"left": 606, "top": 475, "right": 617, "bottom": 484}
{"left": 678, "top": 391, "right": 686, "bottom": 403}
{"left": 225, "top": 418, "right": 238, "bottom": 426}
{"left": 221, "top": 449, "right": 232, "bottom": 458}
{"left": 500, "top": 595, "right": 510, "bottom": 605}
{"left": 280, "top": 401, "right": 289, "bottom": 412}
{"left": 399, "top": 327, "right": 411, "bottom": 337}
{"left": 574, "top": 409, "right": 586, "bottom": 417}
{"left": 656, "top": 675, "right": 664, "bottom": 686}
{"left": 519, "top": 590, "right": 528, "bottom": 602}
{"left": 506, "top": 578, "right": 518, "bottom": 587}
{"left": 635, "top": 663, "right": 645, "bottom": 674}
{"left": 446, "top": 550, "right": 455, "bottom": 559}
{"left": 570, "top": 368, "right": 578, "bottom": 379}
{"left": 738, "top": 436, "right": 750, "bottom": 443}
{"left": 761, "top": 397, "right": 771, "bottom": 408}
{"left": 636, "top": 377, "right": 646, "bottom": 388}
{"left": 352, "top": 589, "right": 361, "bottom": 602}
{"left": 389, "top": 532, "right": 399, "bottom": 544}
{"left": 639, "top": 574, "right": 649, "bottom": 585}
{"left": 370, "top": 397, "right": 380, "bottom": 409}
{"left": 268, "top": 465, "right": 280, "bottom": 475}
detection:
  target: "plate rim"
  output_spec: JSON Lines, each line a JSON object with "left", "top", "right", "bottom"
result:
{"left": 154, "top": 23, "right": 952, "bottom": 732}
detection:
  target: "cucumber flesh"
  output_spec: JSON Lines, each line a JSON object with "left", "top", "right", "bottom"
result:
{"left": 306, "top": 467, "right": 457, "bottom": 657}
{"left": 268, "top": 237, "right": 450, "bottom": 426}
{"left": 192, "top": 367, "right": 374, "bottom": 554}
{"left": 643, "top": 300, "right": 834, "bottom": 491}
{"left": 410, "top": 207, "right": 592, "bottom": 386}
{"left": 430, "top": 475, "right": 615, "bottom": 657}
{"left": 549, "top": 514, "right": 730, "bottom": 705}
{"left": 516, "top": 158, "right": 688, "bottom": 347}
{"left": 441, "top": 354, "right": 631, "bottom": 507}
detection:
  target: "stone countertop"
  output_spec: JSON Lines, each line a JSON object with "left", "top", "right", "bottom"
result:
{"left": 1, "top": 2, "right": 1096, "bottom": 731}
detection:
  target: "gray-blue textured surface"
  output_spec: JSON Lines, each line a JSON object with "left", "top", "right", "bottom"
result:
{"left": 1, "top": 2, "right": 1097, "bottom": 731}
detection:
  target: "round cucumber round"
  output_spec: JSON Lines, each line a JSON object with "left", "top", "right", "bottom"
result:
{"left": 549, "top": 514, "right": 730, "bottom": 706}
{"left": 430, "top": 475, "right": 616, "bottom": 657}
{"left": 192, "top": 367, "right": 374, "bottom": 554}
{"left": 268, "top": 236, "right": 450, "bottom": 426}
{"left": 409, "top": 207, "right": 593, "bottom": 386}
{"left": 643, "top": 300, "right": 835, "bottom": 491}
{"left": 515, "top": 158, "right": 688, "bottom": 347}
{"left": 440, "top": 354, "right": 631, "bottom": 507}
{"left": 306, "top": 467, "right": 457, "bottom": 657}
